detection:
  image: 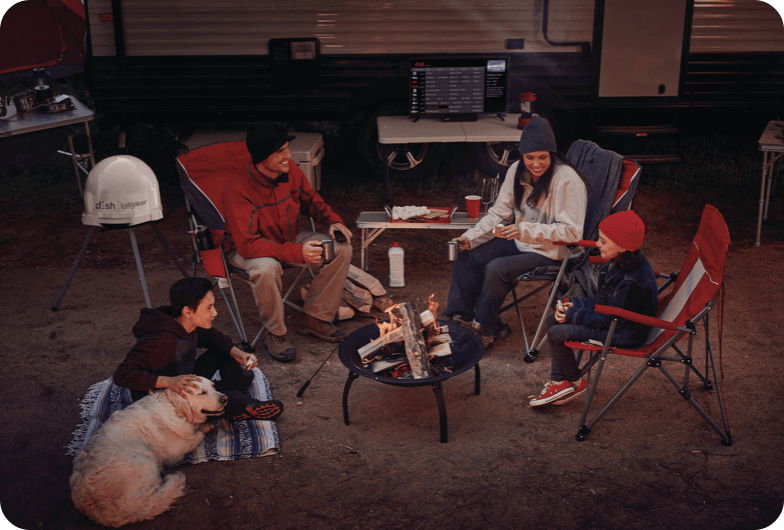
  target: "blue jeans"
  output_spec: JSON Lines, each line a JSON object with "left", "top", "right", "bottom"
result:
{"left": 446, "top": 237, "right": 558, "bottom": 336}
{"left": 545, "top": 312, "right": 592, "bottom": 382}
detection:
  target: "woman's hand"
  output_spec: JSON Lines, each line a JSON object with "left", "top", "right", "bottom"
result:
{"left": 454, "top": 236, "right": 470, "bottom": 252}
{"left": 497, "top": 224, "right": 520, "bottom": 240}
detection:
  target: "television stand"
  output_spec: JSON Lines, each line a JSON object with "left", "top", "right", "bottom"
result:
{"left": 441, "top": 113, "right": 477, "bottom": 122}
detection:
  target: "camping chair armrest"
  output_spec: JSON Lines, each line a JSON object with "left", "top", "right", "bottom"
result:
{"left": 554, "top": 239, "right": 598, "bottom": 248}
{"left": 588, "top": 256, "right": 666, "bottom": 278}
{"left": 594, "top": 304, "right": 695, "bottom": 334}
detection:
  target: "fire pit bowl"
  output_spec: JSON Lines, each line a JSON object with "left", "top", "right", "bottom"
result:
{"left": 338, "top": 321, "right": 483, "bottom": 443}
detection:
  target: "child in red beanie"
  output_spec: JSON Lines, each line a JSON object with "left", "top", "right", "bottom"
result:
{"left": 529, "top": 210, "right": 658, "bottom": 407}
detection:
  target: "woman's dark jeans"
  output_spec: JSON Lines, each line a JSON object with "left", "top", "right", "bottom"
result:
{"left": 446, "top": 237, "right": 559, "bottom": 336}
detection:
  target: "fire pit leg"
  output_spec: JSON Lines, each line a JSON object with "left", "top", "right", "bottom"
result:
{"left": 474, "top": 364, "right": 481, "bottom": 395}
{"left": 342, "top": 370, "right": 359, "bottom": 425}
{"left": 431, "top": 382, "right": 448, "bottom": 443}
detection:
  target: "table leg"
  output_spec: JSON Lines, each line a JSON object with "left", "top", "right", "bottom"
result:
{"left": 756, "top": 151, "right": 769, "bottom": 246}
{"left": 383, "top": 144, "right": 391, "bottom": 204}
{"left": 361, "top": 227, "right": 369, "bottom": 271}
{"left": 763, "top": 152, "right": 781, "bottom": 221}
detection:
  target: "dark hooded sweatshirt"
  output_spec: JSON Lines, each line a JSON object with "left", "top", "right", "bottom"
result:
{"left": 113, "top": 305, "right": 235, "bottom": 401}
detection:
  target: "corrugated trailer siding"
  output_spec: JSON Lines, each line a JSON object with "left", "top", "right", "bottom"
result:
{"left": 684, "top": 52, "right": 784, "bottom": 106}
{"left": 87, "top": 0, "right": 594, "bottom": 57}
{"left": 690, "top": 0, "right": 784, "bottom": 53}
{"left": 87, "top": 0, "right": 784, "bottom": 57}
{"left": 84, "top": 0, "right": 784, "bottom": 121}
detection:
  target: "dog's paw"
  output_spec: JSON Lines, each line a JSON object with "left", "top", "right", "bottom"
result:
{"left": 199, "top": 423, "right": 216, "bottom": 434}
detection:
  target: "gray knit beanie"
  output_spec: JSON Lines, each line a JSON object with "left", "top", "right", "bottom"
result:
{"left": 518, "top": 115, "right": 557, "bottom": 154}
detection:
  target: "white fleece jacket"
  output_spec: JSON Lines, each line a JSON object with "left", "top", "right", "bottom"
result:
{"left": 462, "top": 160, "right": 587, "bottom": 261}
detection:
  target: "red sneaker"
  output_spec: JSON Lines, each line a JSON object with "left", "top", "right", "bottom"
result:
{"left": 553, "top": 378, "right": 588, "bottom": 405}
{"left": 529, "top": 380, "right": 574, "bottom": 407}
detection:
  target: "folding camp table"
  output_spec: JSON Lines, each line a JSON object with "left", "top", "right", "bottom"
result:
{"left": 356, "top": 211, "right": 480, "bottom": 271}
{"left": 756, "top": 120, "right": 784, "bottom": 246}
{"left": 376, "top": 114, "right": 522, "bottom": 202}
{"left": 0, "top": 95, "right": 95, "bottom": 196}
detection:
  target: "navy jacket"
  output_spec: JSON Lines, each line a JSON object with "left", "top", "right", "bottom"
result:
{"left": 565, "top": 250, "right": 658, "bottom": 346}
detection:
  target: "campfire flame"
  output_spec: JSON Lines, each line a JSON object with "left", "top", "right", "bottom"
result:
{"left": 376, "top": 304, "right": 400, "bottom": 337}
{"left": 427, "top": 293, "right": 438, "bottom": 315}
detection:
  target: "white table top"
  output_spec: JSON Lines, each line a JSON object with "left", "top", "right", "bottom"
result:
{"left": 357, "top": 211, "right": 481, "bottom": 228}
{"left": 758, "top": 121, "right": 784, "bottom": 152}
{"left": 377, "top": 114, "right": 523, "bottom": 144}
{"left": 0, "top": 95, "right": 93, "bottom": 138}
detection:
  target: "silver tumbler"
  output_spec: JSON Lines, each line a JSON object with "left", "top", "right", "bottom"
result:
{"left": 321, "top": 239, "right": 334, "bottom": 262}
{"left": 447, "top": 240, "right": 459, "bottom": 261}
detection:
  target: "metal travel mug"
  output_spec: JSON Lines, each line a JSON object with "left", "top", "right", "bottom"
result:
{"left": 447, "top": 240, "right": 459, "bottom": 261}
{"left": 321, "top": 239, "right": 334, "bottom": 262}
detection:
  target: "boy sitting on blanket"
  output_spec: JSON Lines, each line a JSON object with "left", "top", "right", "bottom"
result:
{"left": 113, "top": 277, "right": 283, "bottom": 422}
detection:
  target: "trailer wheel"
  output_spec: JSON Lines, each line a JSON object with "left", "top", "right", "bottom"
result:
{"left": 472, "top": 141, "right": 521, "bottom": 179}
{"left": 359, "top": 103, "right": 446, "bottom": 180}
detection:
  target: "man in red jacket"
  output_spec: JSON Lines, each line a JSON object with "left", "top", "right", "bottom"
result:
{"left": 223, "top": 121, "right": 353, "bottom": 362}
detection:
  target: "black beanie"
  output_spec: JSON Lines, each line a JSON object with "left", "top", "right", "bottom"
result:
{"left": 517, "top": 115, "right": 557, "bottom": 154}
{"left": 246, "top": 121, "right": 296, "bottom": 165}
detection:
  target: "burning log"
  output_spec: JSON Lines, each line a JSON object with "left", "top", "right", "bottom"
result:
{"left": 358, "top": 326, "right": 404, "bottom": 361}
{"left": 369, "top": 355, "right": 407, "bottom": 373}
{"left": 427, "top": 343, "right": 452, "bottom": 359}
{"left": 357, "top": 307, "right": 435, "bottom": 362}
{"left": 397, "top": 302, "right": 431, "bottom": 379}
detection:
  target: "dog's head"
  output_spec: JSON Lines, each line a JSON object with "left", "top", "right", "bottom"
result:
{"left": 165, "top": 377, "right": 228, "bottom": 424}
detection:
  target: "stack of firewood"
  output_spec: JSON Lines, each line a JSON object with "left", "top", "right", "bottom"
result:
{"left": 301, "top": 265, "right": 395, "bottom": 320}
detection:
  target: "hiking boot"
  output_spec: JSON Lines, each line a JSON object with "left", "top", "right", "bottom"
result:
{"left": 446, "top": 314, "right": 473, "bottom": 328}
{"left": 264, "top": 332, "right": 297, "bottom": 362}
{"left": 553, "top": 378, "right": 588, "bottom": 405}
{"left": 297, "top": 314, "right": 345, "bottom": 343}
{"left": 494, "top": 322, "right": 512, "bottom": 341}
{"left": 231, "top": 399, "right": 284, "bottom": 422}
{"left": 529, "top": 380, "right": 574, "bottom": 407}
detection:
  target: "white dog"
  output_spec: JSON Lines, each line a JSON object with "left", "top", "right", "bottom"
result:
{"left": 70, "top": 376, "right": 227, "bottom": 527}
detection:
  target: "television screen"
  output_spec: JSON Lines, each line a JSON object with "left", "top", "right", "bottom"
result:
{"left": 409, "top": 58, "right": 508, "bottom": 120}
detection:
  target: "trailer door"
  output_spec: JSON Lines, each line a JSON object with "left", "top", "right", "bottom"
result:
{"left": 593, "top": 0, "right": 693, "bottom": 100}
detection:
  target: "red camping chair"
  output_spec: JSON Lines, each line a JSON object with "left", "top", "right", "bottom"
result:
{"left": 501, "top": 142, "right": 642, "bottom": 363}
{"left": 176, "top": 141, "right": 311, "bottom": 352}
{"left": 567, "top": 205, "right": 732, "bottom": 445}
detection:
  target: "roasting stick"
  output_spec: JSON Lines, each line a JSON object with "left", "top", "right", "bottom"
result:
{"left": 296, "top": 341, "right": 343, "bottom": 397}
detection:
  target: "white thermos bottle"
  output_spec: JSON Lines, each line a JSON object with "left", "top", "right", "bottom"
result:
{"left": 388, "top": 241, "right": 405, "bottom": 287}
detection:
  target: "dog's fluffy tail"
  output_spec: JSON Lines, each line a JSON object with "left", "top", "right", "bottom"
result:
{"left": 138, "top": 471, "right": 188, "bottom": 519}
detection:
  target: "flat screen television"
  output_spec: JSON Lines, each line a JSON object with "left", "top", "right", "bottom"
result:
{"left": 409, "top": 57, "right": 508, "bottom": 121}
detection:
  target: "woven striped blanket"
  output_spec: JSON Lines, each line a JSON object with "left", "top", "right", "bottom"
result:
{"left": 67, "top": 368, "right": 280, "bottom": 464}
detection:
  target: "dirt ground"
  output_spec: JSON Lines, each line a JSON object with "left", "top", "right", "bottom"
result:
{"left": 1, "top": 154, "right": 783, "bottom": 530}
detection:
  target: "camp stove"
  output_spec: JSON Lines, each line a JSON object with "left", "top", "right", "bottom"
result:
{"left": 338, "top": 321, "right": 483, "bottom": 443}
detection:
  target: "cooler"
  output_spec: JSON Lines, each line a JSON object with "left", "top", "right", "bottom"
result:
{"left": 183, "top": 130, "right": 324, "bottom": 190}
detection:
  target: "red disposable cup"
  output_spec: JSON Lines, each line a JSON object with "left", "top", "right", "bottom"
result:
{"left": 465, "top": 195, "right": 481, "bottom": 218}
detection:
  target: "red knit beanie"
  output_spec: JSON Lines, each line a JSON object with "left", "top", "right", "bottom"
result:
{"left": 598, "top": 210, "right": 645, "bottom": 251}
